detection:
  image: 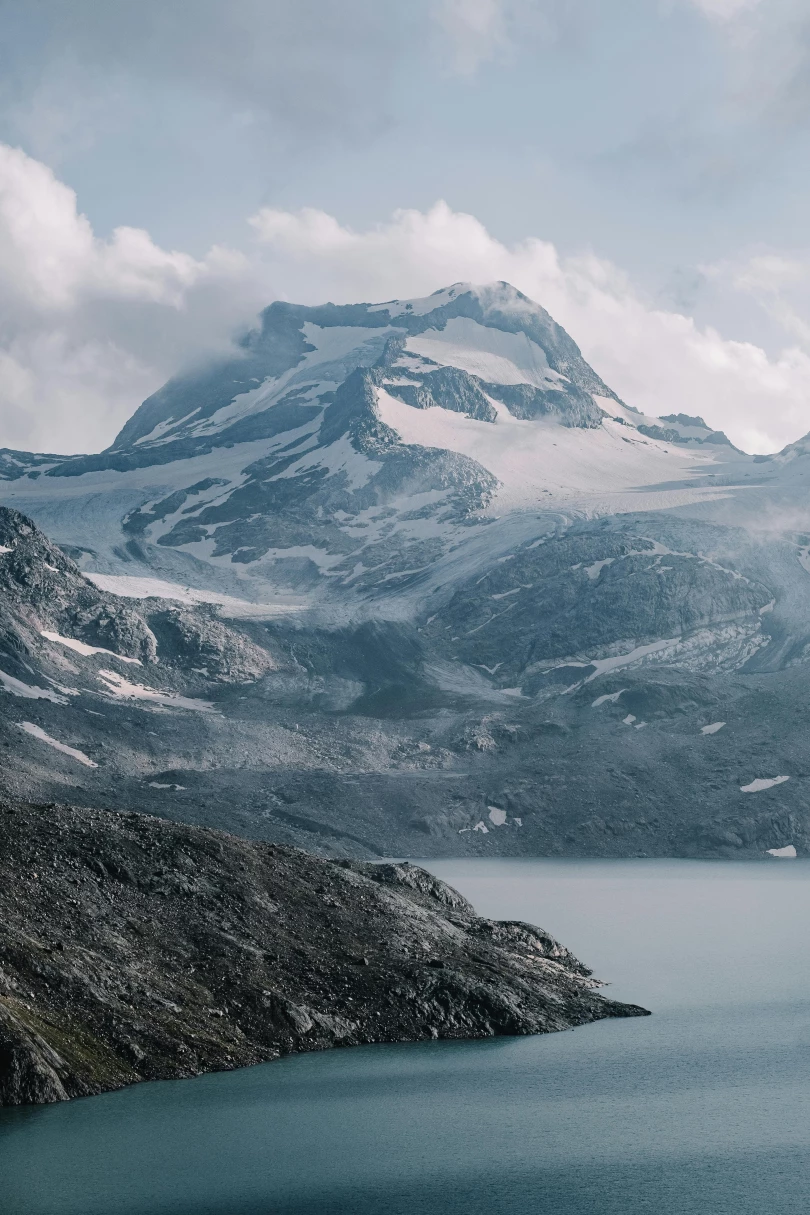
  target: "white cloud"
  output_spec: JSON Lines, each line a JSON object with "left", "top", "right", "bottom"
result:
{"left": 251, "top": 201, "right": 810, "bottom": 453}
{"left": 0, "top": 144, "right": 204, "bottom": 311}
{"left": 0, "top": 143, "right": 260, "bottom": 453}
{"left": 705, "top": 248, "right": 810, "bottom": 349}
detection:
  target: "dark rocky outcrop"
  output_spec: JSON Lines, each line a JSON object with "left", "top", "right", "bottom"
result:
{"left": 0, "top": 799, "right": 647, "bottom": 1106}
{"left": 0, "top": 506, "right": 276, "bottom": 681}
{"left": 0, "top": 507, "right": 158, "bottom": 663}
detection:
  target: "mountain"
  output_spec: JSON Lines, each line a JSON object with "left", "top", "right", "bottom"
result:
{"left": 1, "top": 282, "right": 809, "bottom": 859}
{"left": 0, "top": 280, "right": 734, "bottom": 609}
{"left": 0, "top": 798, "right": 647, "bottom": 1106}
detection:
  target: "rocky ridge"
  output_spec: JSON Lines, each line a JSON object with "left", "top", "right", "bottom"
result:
{"left": 0, "top": 799, "right": 647, "bottom": 1106}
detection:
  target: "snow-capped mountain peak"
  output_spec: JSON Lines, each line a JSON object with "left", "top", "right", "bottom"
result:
{"left": 0, "top": 284, "right": 753, "bottom": 611}
{"left": 101, "top": 280, "right": 617, "bottom": 455}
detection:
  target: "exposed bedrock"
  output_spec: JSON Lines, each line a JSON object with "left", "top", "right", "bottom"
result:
{"left": 0, "top": 800, "right": 647, "bottom": 1106}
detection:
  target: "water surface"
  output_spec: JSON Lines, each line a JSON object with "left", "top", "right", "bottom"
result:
{"left": 3, "top": 858, "right": 810, "bottom": 1214}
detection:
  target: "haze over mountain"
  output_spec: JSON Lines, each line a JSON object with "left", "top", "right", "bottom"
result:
{"left": 0, "top": 282, "right": 808, "bottom": 860}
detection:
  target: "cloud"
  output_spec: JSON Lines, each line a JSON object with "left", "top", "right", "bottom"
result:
{"left": 431, "top": 0, "right": 585, "bottom": 74}
{"left": 251, "top": 201, "right": 810, "bottom": 454}
{"left": 433, "top": 0, "right": 511, "bottom": 73}
{"left": 688, "top": 0, "right": 761, "bottom": 21}
{"left": 0, "top": 143, "right": 261, "bottom": 453}
{"left": 0, "top": 0, "right": 399, "bottom": 151}
{"left": 0, "top": 145, "right": 203, "bottom": 311}
{"left": 705, "top": 247, "right": 810, "bottom": 349}
{"left": 685, "top": 0, "right": 810, "bottom": 133}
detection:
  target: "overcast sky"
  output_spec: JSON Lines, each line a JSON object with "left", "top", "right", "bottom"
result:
{"left": 2, "top": 0, "right": 810, "bottom": 454}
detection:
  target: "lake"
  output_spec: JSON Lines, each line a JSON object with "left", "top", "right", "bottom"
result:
{"left": 3, "top": 858, "right": 810, "bottom": 1214}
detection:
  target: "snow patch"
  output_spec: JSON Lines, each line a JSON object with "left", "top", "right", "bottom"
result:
{"left": 740, "top": 776, "right": 789, "bottom": 793}
{"left": 584, "top": 638, "right": 681, "bottom": 684}
{"left": 85, "top": 574, "right": 303, "bottom": 619}
{"left": 766, "top": 845, "right": 797, "bottom": 858}
{"left": 134, "top": 410, "right": 199, "bottom": 445}
{"left": 701, "top": 722, "right": 725, "bottom": 735}
{"left": 369, "top": 286, "right": 463, "bottom": 317}
{"left": 491, "top": 586, "right": 528, "bottom": 600}
{"left": 376, "top": 387, "right": 725, "bottom": 515}
{"left": 584, "top": 558, "right": 614, "bottom": 580}
{"left": 405, "top": 317, "right": 560, "bottom": 388}
{"left": 18, "top": 722, "right": 97, "bottom": 768}
{"left": 276, "top": 436, "right": 380, "bottom": 493}
{"left": 41, "top": 630, "right": 142, "bottom": 664}
{"left": 487, "top": 807, "right": 507, "bottom": 826}
{"left": 194, "top": 324, "right": 393, "bottom": 433}
{"left": 592, "top": 689, "right": 626, "bottom": 708}
{"left": 0, "top": 669, "right": 68, "bottom": 703}
{"left": 97, "top": 670, "right": 216, "bottom": 712}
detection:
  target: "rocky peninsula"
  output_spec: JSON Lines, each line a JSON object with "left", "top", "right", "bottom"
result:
{"left": 0, "top": 799, "right": 648, "bottom": 1106}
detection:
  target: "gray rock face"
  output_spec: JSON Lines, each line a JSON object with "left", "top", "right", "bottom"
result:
{"left": 0, "top": 508, "right": 158, "bottom": 664}
{"left": 0, "top": 1005, "right": 69, "bottom": 1105}
{"left": 0, "top": 506, "right": 277, "bottom": 721}
{"left": 0, "top": 799, "right": 647, "bottom": 1106}
{"left": 423, "top": 523, "right": 772, "bottom": 688}
{"left": 148, "top": 607, "right": 274, "bottom": 682}
{"left": 0, "top": 502, "right": 802, "bottom": 865}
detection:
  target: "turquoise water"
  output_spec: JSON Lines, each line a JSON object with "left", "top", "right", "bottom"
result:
{"left": 3, "top": 858, "right": 810, "bottom": 1214}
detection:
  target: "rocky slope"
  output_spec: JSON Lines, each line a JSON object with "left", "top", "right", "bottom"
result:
{"left": 0, "top": 502, "right": 802, "bottom": 862}
{"left": 0, "top": 799, "right": 647, "bottom": 1106}
{"left": 1, "top": 282, "right": 809, "bottom": 861}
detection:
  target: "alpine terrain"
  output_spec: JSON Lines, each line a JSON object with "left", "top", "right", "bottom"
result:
{"left": 1, "top": 282, "right": 808, "bottom": 860}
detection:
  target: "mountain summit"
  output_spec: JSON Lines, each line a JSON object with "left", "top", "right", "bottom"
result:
{"left": 113, "top": 281, "right": 619, "bottom": 453}
{"left": 0, "top": 283, "right": 740, "bottom": 608}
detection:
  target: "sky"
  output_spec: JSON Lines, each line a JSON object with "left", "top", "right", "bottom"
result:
{"left": 2, "top": 0, "right": 810, "bottom": 454}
